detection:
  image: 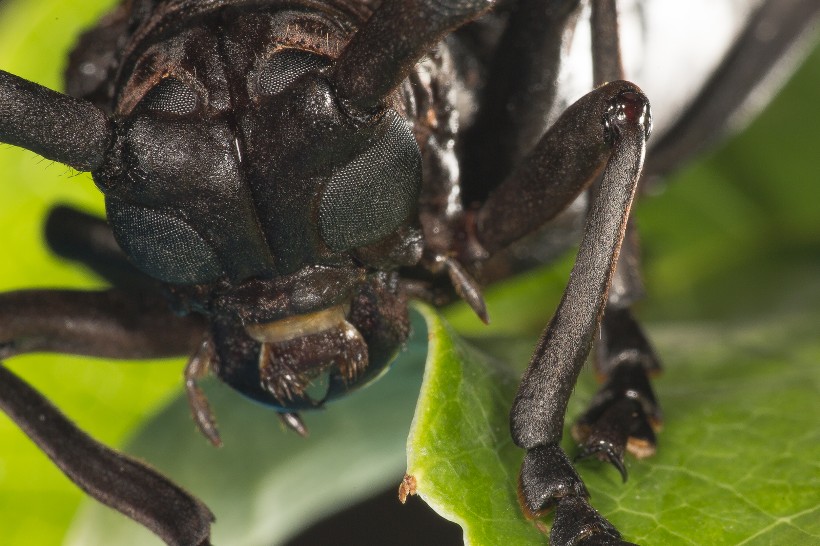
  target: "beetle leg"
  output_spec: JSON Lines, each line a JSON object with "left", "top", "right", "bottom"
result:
{"left": 575, "top": 211, "right": 664, "bottom": 476}
{"left": 0, "top": 363, "right": 213, "bottom": 546}
{"left": 575, "top": 300, "right": 662, "bottom": 474}
{"left": 590, "top": 0, "right": 624, "bottom": 86}
{"left": 0, "top": 288, "right": 203, "bottom": 359}
{"left": 504, "top": 85, "right": 649, "bottom": 540}
{"left": 571, "top": 226, "right": 663, "bottom": 470}
{"left": 0, "top": 289, "right": 211, "bottom": 545}
{"left": 553, "top": 0, "right": 661, "bottom": 483}
{"left": 462, "top": 0, "right": 583, "bottom": 202}
{"left": 330, "top": 0, "right": 496, "bottom": 117}
{"left": 474, "top": 78, "right": 649, "bottom": 254}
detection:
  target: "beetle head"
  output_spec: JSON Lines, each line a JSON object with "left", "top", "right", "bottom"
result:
{"left": 89, "top": 14, "right": 423, "bottom": 409}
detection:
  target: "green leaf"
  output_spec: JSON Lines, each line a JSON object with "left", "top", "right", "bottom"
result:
{"left": 407, "top": 277, "right": 820, "bottom": 545}
{"left": 406, "top": 303, "right": 544, "bottom": 545}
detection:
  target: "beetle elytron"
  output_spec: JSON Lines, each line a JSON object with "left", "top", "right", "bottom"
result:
{"left": 1, "top": 0, "right": 817, "bottom": 544}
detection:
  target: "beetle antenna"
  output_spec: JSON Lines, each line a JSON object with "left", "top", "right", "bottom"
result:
{"left": 330, "top": 0, "right": 496, "bottom": 118}
{"left": 0, "top": 70, "right": 112, "bottom": 172}
{"left": 590, "top": 0, "right": 625, "bottom": 85}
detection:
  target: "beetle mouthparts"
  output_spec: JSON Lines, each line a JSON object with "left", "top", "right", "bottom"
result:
{"left": 245, "top": 305, "right": 369, "bottom": 404}
{"left": 244, "top": 304, "right": 350, "bottom": 343}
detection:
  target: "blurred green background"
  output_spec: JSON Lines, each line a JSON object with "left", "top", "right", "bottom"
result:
{"left": 0, "top": 0, "right": 818, "bottom": 544}
{"left": 0, "top": 2, "right": 188, "bottom": 544}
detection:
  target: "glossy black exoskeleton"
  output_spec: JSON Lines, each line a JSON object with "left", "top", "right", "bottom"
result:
{"left": 0, "top": 1, "right": 817, "bottom": 545}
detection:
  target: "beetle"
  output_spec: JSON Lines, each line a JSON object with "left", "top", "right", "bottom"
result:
{"left": 0, "top": 0, "right": 818, "bottom": 545}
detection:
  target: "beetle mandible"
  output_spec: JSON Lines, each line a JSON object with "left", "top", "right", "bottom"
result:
{"left": 1, "top": 0, "right": 818, "bottom": 544}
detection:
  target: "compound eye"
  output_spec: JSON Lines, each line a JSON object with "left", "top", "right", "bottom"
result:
{"left": 319, "top": 110, "right": 422, "bottom": 251}
{"left": 257, "top": 48, "right": 330, "bottom": 96}
{"left": 107, "top": 199, "right": 224, "bottom": 284}
{"left": 140, "top": 77, "right": 198, "bottom": 115}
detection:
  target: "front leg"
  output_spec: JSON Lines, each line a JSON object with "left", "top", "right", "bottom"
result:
{"left": 476, "top": 83, "right": 650, "bottom": 543}
{"left": 566, "top": 1, "right": 661, "bottom": 481}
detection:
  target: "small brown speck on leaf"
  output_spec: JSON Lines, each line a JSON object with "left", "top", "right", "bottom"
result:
{"left": 397, "top": 474, "right": 417, "bottom": 504}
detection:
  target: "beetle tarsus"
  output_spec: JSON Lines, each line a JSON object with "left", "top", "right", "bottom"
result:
{"left": 573, "top": 357, "right": 662, "bottom": 472}
{"left": 518, "top": 443, "right": 588, "bottom": 519}
{"left": 573, "top": 399, "right": 634, "bottom": 482}
{"left": 551, "top": 496, "right": 637, "bottom": 546}
{"left": 517, "top": 447, "right": 638, "bottom": 542}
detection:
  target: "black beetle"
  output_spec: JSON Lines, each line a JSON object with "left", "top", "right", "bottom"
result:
{"left": 0, "top": 0, "right": 818, "bottom": 545}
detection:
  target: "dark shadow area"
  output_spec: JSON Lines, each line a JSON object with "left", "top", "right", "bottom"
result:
{"left": 286, "top": 485, "right": 463, "bottom": 546}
